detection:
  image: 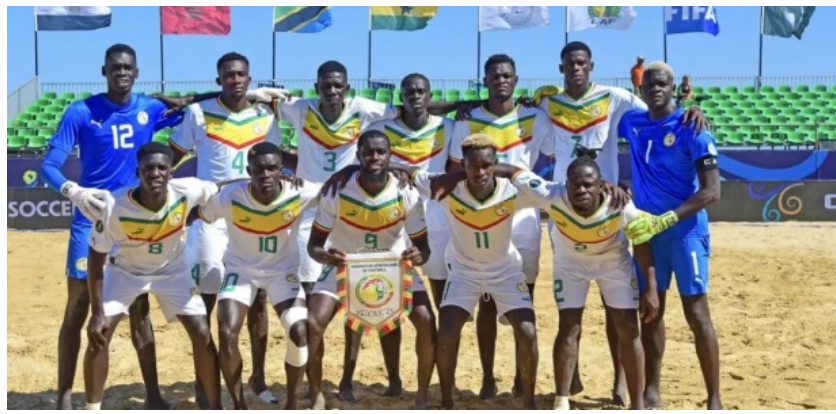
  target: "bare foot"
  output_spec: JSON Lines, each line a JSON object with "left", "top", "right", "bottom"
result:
{"left": 413, "top": 397, "right": 430, "bottom": 410}
{"left": 312, "top": 392, "right": 327, "bottom": 410}
{"left": 707, "top": 396, "right": 723, "bottom": 410}
{"left": 338, "top": 382, "right": 357, "bottom": 403}
{"left": 441, "top": 397, "right": 454, "bottom": 410}
{"left": 512, "top": 374, "right": 522, "bottom": 398}
{"left": 382, "top": 380, "right": 403, "bottom": 397}
{"left": 56, "top": 392, "right": 73, "bottom": 410}
{"left": 570, "top": 375, "right": 585, "bottom": 396}
{"left": 479, "top": 381, "right": 498, "bottom": 400}
{"left": 644, "top": 387, "right": 664, "bottom": 409}
{"left": 143, "top": 397, "right": 172, "bottom": 410}
{"left": 249, "top": 376, "right": 278, "bottom": 404}
{"left": 194, "top": 384, "right": 209, "bottom": 410}
{"left": 611, "top": 387, "right": 627, "bottom": 407}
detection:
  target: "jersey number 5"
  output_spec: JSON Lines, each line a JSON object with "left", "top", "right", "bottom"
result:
{"left": 111, "top": 124, "right": 134, "bottom": 149}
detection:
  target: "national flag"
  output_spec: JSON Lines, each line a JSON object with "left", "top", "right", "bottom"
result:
{"left": 567, "top": 6, "right": 637, "bottom": 32}
{"left": 665, "top": 6, "right": 720, "bottom": 36}
{"left": 370, "top": 7, "right": 438, "bottom": 31}
{"left": 763, "top": 6, "right": 816, "bottom": 39}
{"left": 479, "top": 6, "right": 549, "bottom": 32}
{"left": 35, "top": 6, "right": 111, "bottom": 31}
{"left": 161, "top": 6, "right": 231, "bottom": 35}
{"left": 273, "top": 6, "right": 332, "bottom": 33}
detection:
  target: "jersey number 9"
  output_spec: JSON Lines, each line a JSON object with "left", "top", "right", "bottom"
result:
{"left": 111, "top": 124, "right": 135, "bottom": 149}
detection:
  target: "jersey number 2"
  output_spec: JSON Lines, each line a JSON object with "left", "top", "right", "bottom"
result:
{"left": 111, "top": 124, "right": 134, "bottom": 149}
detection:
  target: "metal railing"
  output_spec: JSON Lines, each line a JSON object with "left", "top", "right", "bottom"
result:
{"left": 36, "top": 75, "right": 836, "bottom": 97}
{"left": 7, "top": 77, "right": 39, "bottom": 121}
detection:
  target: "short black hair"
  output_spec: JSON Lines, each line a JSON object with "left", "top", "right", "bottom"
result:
{"left": 401, "top": 73, "right": 430, "bottom": 89}
{"left": 247, "top": 142, "right": 281, "bottom": 163}
{"left": 217, "top": 52, "right": 249, "bottom": 73}
{"left": 357, "top": 129, "right": 389, "bottom": 150}
{"left": 484, "top": 54, "right": 516, "bottom": 75}
{"left": 317, "top": 60, "right": 347, "bottom": 79}
{"left": 567, "top": 151, "right": 602, "bottom": 180}
{"left": 105, "top": 43, "right": 136, "bottom": 62}
{"left": 560, "top": 41, "right": 592, "bottom": 61}
{"left": 137, "top": 142, "right": 174, "bottom": 164}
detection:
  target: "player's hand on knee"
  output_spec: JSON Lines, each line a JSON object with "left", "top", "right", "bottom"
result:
{"left": 87, "top": 312, "right": 109, "bottom": 351}
{"left": 401, "top": 247, "right": 425, "bottom": 266}
{"left": 61, "top": 181, "right": 108, "bottom": 221}
{"left": 246, "top": 88, "right": 291, "bottom": 104}
{"left": 640, "top": 290, "right": 660, "bottom": 323}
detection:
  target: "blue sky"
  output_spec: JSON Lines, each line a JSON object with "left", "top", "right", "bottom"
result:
{"left": 7, "top": 6, "right": 836, "bottom": 91}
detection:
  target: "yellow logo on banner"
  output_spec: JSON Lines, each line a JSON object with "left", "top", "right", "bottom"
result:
{"left": 355, "top": 274, "right": 395, "bottom": 309}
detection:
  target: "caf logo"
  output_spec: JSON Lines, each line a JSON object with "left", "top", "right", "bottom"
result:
{"left": 169, "top": 212, "right": 184, "bottom": 226}
{"left": 137, "top": 111, "right": 149, "bottom": 125}
{"left": 495, "top": 205, "right": 508, "bottom": 216}
{"left": 664, "top": 133, "right": 677, "bottom": 147}
{"left": 282, "top": 210, "right": 295, "bottom": 221}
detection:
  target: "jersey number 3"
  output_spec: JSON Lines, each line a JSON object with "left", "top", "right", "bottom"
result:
{"left": 111, "top": 124, "right": 134, "bottom": 149}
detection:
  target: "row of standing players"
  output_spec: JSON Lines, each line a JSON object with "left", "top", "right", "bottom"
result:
{"left": 42, "top": 40, "right": 722, "bottom": 410}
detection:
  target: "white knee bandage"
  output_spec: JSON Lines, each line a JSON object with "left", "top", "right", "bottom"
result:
{"left": 280, "top": 307, "right": 308, "bottom": 367}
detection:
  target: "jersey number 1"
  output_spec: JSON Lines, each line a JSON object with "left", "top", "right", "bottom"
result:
{"left": 111, "top": 124, "right": 134, "bottom": 149}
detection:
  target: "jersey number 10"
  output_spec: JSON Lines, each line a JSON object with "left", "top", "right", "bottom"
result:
{"left": 112, "top": 124, "right": 135, "bottom": 149}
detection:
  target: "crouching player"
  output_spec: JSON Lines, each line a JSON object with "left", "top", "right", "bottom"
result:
{"left": 197, "top": 142, "right": 320, "bottom": 410}
{"left": 84, "top": 143, "right": 221, "bottom": 409}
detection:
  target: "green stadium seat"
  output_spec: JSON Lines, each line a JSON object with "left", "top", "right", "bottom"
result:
{"left": 770, "top": 115, "right": 789, "bottom": 125}
{"left": 785, "top": 92, "right": 802, "bottom": 101}
{"left": 773, "top": 100, "right": 791, "bottom": 109}
{"left": 781, "top": 108, "right": 799, "bottom": 117}
{"left": 733, "top": 95, "right": 751, "bottom": 105}
{"left": 713, "top": 93, "right": 730, "bottom": 101}
{"left": 7, "top": 135, "right": 26, "bottom": 151}
{"left": 305, "top": 89, "right": 318, "bottom": 98}
{"left": 346, "top": 89, "right": 356, "bottom": 98}
{"left": 24, "top": 105, "right": 41, "bottom": 115}
{"left": 725, "top": 132, "right": 746, "bottom": 145}
{"left": 820, "top": 125, "right": 836, "bottom": 140}
{"left": 445, "top": 89, "right": 461, "bottom": 102}
{"left": 288, "top": 88, "right": 303, "bottom": 97}
{"left": 795, "top": 85, "right": 810, "bottom": 93}
{"left": 7, "top": 127, "right": 17, "bottom": 137}
{"left": 27, "top": 136, "right": 47, "bottom": 150}
{"left": 42, "top": 92, "right": 58, "bottom": 100}
{"left": 743, "top": 108, "right": 761, "bottom": 118}
{"left": 706, "top": 86, "right": 721, "bottom": 94}
{"left": 165, "top": 91, "right": 181, "bottom": 97}
{"left": 732, "top": 115, "right": 750, "bottom": 125}
{"left": 77, "top": 92, "right": 93, "bottom": 100}
{"left": 359, "top": 88, "right": 374, "bottom": 100}
{"left": 762, "top": 108, "right": 780, "bottom": 117}
{"left": 742, "top": 86, "right": 757, "bottom": 94}
{"left": 705, "top": 108, "right": 724, "bottom": 118}
{"left": 683, "top": 99, "right": 698, "bottom": 108}
{"left": 701, "top": 101, "right": 718, "bottom": 109}
{"left": 759, "top": 85, "right": 775, "bottom": 93}
{"left": 479, "top": 89, "right": 489, "bottom": 100}
{"left": 58, "top": 92, "right": 75, "bottom": 101}
{"left": 790, "top": 115, "right": 809, "bottom": 126}
{"left": 374, "top": 89, "right": 392, "bottom": 102}
{"left": 16, "top": 113, "right": 35, "bottom": 122}
{"left": 823, "top": 92, "right": 836, "bottom": 101}
{"left": 715, "top": 115, "right": 733, "bottom": 125}
{"left": 777, "top": 85, "right": 792, "bottom": 94}
{"left": 184, "top": 90, "right": 198, "bottom": 97}
{"left": 725, "top": 108, "right": 744, "bottom": 117}
{"left": 430, "top": 89, "right": 443, "bottom": 102}
{"left": 692, "top": 86, "right": 704, "bottom": 94}
{"left": 787, "top": 131, "right": 811, "bottom": 146}
{"left": 752, "top": 115, "right": 770, "bottom": 124}
{"left": 718, "top": 100, "right": 735, "bottom": 109}
{"left": 723, "top": 86, "right": 738, "bottom": 94}
{"left": 811, "top": 100, "right": 828, "bottom": 109}
{"left": 813, "top": 85, "right": 828, "bottom": 93}
{"left": 514, "top": 88, "right": 530, "bottom": 98}
{"left": 36, "top": 128, "right": 52, "bottom": 138}
{"left": 464, "top": 90, "right": 479, "bottom": 102}
{"left": 34, "top": 98, "right": 51, "bottom": 108}
{"left": 10, "top": 120, "right": 27, "bottom": 129}
{"left": 43, "top": 105, "right": 64, "bottom": 114}
{"left": 754, "top": 101, "right": 772, "bottom": 111}
{"left": 801, "top": 107, "right": 819, "bottom": 118}
{"left": 392, "top": 92, "right": 403, "bottom": 106}
{"left": 375, "top": 95, "right": 390, "bottom": 104}
{"left": 35, "top": 113, "right": 54, "bottom": 126}
{"left": 801, "top": 92, "right": 819, "bottom": 101}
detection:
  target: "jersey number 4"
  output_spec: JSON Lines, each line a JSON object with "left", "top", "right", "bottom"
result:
{"left": 111, "top": 124, "right": 134, "bottom": 149}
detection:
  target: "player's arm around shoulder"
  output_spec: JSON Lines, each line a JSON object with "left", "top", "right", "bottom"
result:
{"left": 510, "top": 167, "right": 562, "bottom": 209}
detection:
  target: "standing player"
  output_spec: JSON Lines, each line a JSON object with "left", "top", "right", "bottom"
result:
{"left": 531, "top": 41, "right": 706, "bottom": 403}
{"left": 168, "top": 52, "right": 281, "bottom": 404}
{"left": 84, "top": 143, "right": 221, "bottom": 410}
{"left": 306, "top": 130, "right": 437, "bottom": 410}
{"left": 366, "top": 73, "right": 454, "bottom": 309}
{"left": 408, "top": 134, "right": 540, "bottom": 410}
{"left": 447, "top": 54, "right": 555, "bottom": 399}
{"left": 40, "top": 43, "right": 187, "bottom": 410}
{"left": 620, "top": 62, "right": 723, "bottom": 410}
{"left": 495, "top": 155, "right": 660, "bottom": 410}
{"left": 198, "top": 143, "right": 319, "bottom": 410}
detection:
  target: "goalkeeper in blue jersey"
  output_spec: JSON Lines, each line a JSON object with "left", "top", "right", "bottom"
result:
{"left": 618, "top": 62, "right": 723, "bottom": 410}
{"left": 38, "top": 43, "right": 221, "bottom": 409}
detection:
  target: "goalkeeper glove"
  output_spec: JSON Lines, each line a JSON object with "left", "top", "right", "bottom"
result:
{"left": 61, "top": 181, "right": 108, "bottom": 221}
{"left": 624, "top": 211, "right": 678, "bottom": 245}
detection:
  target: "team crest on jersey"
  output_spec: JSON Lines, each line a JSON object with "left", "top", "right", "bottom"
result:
{"left": 345, "top": 127, "right": 356, "bottom": 137}
{"left": 516, "top": 282, "right": 528, "bottom": 292}
{"left": 169, "top": 212, "right": 184, "bottom": 226}
{"left": 281, "top": 210, "right": 295, "bottom": 221}
{"left": 590, "top": 105, "right": 603, "bottom": 117}
{"left": 517, "top": 127, "right": 527, "bottom": 137}
{"left": 137, "top": 111, "right": 149, "bottom": 125}
{"left": 388, "top": 207, "right": 401, "bottom": 220}
{"left": 708, "top": 143, "right": 718, "bottom": 156}
{"left": 495, "top": 205, "right": 508, "bottom": 217}
{"left": 76, "top": 258, "right": 88, "bottom": 272}
{"left": 287, "top": 273, "right": 299, "bottom": 283}
{"left": 597, "top": 226, "right": 612, "bottom": 238}
{"left": 253, "top": 123, "right": 264, "bottom": 134}
{"left": 631, "top": 277, "right": 639, "bottom": 290}
{"left": 664, "top": 133, "right": 677, "bottom": 147}
{"left": 430, "top": 138, "right": 440, "bottom": 149}
{"left": 574, "top": 243, "right": 588, "bottom": 252}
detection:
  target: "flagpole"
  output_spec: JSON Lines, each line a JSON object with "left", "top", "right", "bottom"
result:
{"left": 477, "top": 7, "right": 482, "bottom": 81}
{"left": 564, "top": 6, "right": 569, "bottom": 45}
{"left": 758, "top": 6, "right": 764, "bottom": 89}
{"left": 272, "top": 32, "right": 276, "bottom": 81}
{"left": 663, "top": 7, "right": 668, "bottom": 63}
{"left": 34, "top": 7, "right": 40, "bottom": 79}
{"left": 159, "top": 7, "right": 166, "bottom": 94}
{"left": 367, "top": 7, "right": 372, "bottom": 85}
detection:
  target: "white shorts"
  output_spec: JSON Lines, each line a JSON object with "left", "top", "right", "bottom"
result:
{"left": 441, "top": 272, "right": 533, "bottom": 317}
{"left": 422, "top": 230, "right": 450, "bottom": 281}
{"left": 517, "top": 246, "right": 541, "bottom": 285}
{"left": 218, "top": 267, "right": 305, "bottom": 307}
{"left": 103, "top": 266, "right": 206, "bottom": 323}
{"left": 312, "top": 265, "right": 426, "bottom": 300}
{"left": 553, "top": 258, "right": 639, "bottom": 310}
{"left": 297, "top": 208, "right": 324, "bottom": 283}
{"left": 187, "top": 220, "right": 228, "bottom": 294}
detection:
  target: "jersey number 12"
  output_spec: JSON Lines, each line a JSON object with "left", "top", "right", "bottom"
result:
{"left": 111, "top": 124, "right": 134, "bottom": 149}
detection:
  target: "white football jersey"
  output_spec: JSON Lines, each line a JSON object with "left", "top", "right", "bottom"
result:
{"left": 277, "top": 97, "right": 399, "bottom": 183}
{"left": 169, "top": 98, "right": 282, "bottom": 181}
{"left": 198, "top": 180, "right": 320, "bottom": 273}
{"left": 89, "top": 178, "right": 218, "bottom": 276}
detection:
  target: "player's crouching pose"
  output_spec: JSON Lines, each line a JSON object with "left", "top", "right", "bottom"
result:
{"left": 84, "top": 143, "right": 221, "bottom": 410}
{"left": 197, "top": 142, "right": 320, "bottom": 410}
